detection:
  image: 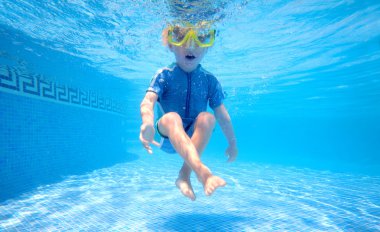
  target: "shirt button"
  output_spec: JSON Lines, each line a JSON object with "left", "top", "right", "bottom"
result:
{"left": 183, "top": 107, "right": 186, "bottom": 110}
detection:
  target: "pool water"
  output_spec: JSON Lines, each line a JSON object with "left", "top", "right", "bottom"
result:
{"left": 1, "top": 0, "right": 380, "bottom": 231}
{"left": 1, "top": 152, "right": 380, "bottom": 231}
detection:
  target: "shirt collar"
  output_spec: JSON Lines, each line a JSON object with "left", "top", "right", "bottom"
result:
{"left": 173, "top": 63, "right": 201, "bottom": 75}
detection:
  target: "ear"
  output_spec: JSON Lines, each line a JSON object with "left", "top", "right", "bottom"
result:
{"left": 168, "top": 44, "right": 174, "bottom": 52}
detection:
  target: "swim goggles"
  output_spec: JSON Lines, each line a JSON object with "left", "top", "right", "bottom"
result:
{"left": 167, "top": 21, "right": 216, "bottom": 48}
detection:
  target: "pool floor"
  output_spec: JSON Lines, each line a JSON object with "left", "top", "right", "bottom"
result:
{"left": 1, "top": 151, "right": 379, "bottom": 231}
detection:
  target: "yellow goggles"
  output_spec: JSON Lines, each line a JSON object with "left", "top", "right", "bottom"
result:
{"left": 167, "top": 22, "right": 216, "bottom": 48}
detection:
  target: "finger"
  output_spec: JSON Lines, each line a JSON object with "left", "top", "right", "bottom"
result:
{"left": 225, "top": 151, "right": 231, "bottom": 161}
{"left": 141, "top": 139, "right": 153, "bottom": 154}
{"left": 141, "top": 139, "right": 149, "bottom": 148}
{"left": 151, "top": 140, "right": 161, "bottom": 147}
{"left": 144, "top": 144, "right": 153, "bottom": 154}
{"left": 140, "top": 134, "right": 149, "bottom": 144}
{"left": 227, "top": 155, "right": 236, "bottom": 162}
{"left": 225, "top": 150, "right": 231, "bottom": 159}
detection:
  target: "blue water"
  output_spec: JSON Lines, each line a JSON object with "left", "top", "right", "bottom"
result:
{"left": 2, "top": 153, "right": 380, "bottom": 231}
{"left": 1, "top": 0, "right": 380, "bottom": 230}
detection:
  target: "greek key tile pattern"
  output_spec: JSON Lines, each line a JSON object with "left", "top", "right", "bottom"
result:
{"left": 0, "top": 65, "right": 126, "bottom": 115}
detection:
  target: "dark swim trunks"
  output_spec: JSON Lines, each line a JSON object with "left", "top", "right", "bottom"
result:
{"left": 147, "top": 63, "right": 224, "bottom": 153}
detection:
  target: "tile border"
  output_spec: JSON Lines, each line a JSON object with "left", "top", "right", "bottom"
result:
{"left": 0, "top": 65, "right": 127, "bottom": 116}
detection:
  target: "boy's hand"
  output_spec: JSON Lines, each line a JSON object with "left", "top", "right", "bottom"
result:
{"left": 139, "top": 123, "right": 160, "bottom": 154}
{"left": 225, "top": 144, "right": 238, "bottom": 162}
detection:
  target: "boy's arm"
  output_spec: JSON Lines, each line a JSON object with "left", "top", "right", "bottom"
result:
{"left": 214, "top": 104, "right": 238, "bottom": 162}
{"left": 140, "top": 91, "right": 158, "bottom": 126}
{"left": 140, "top": 91, "right": 160, "bottom": 154}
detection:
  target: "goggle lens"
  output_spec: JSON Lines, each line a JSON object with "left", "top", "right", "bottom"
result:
{"left": 197, "top": 29, "right": 214, "bottom": 44}
{"left": 170, "top": 26, "right": 191, "bottom": 43}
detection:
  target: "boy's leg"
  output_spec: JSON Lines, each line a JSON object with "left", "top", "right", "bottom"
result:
{"left": 175, "top": 112, "right": 217, "bottom": 200}
{"left": 178, "top": 112, "right": 216, "bottom": 178}
{"left": 158, "top": 112, "right": 226, "bottom": 198}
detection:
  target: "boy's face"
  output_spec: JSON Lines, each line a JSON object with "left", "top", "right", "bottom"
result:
{"left": 169, "top": 43, "right": 208, "bottom": 73}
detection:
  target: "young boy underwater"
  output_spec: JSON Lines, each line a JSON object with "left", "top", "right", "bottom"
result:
{"left": 139, "top": 21, "right": 238, "bottom": 201}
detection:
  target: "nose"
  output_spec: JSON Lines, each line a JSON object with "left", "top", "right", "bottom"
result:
{"left": 184, "top": 38, "right": 196, "bottom": 50}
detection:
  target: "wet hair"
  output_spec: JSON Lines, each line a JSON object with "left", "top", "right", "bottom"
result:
{"left": 167, "top": 0, "right": 224, "bottom": 23}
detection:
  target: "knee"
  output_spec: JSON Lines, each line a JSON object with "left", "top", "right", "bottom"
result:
{"left": 160, "top": 112, "right": 183, "bottom": 127}
{"left": 196, "top": 112, "right": 216, "bottom": 130}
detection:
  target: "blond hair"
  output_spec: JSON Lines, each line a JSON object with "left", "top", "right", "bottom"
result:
{"left": 162, "top": 27, "right": 169, "bottom": 46}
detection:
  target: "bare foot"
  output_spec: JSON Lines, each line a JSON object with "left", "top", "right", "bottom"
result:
{"left": 204, "top": 175, "right": 226, "bottom": 196}
{"left": 175, "top": 178, "right": 196, "bottom": 201}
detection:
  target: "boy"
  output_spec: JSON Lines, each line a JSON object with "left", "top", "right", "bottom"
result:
{"left": 139, "top": 21, "right": 238, "bottom": 201}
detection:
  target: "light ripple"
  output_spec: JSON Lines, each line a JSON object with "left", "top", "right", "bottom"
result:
{"left": 1, "top": 153, "right": 379, "bottom": 231}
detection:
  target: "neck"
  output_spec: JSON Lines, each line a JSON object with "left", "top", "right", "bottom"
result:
{"left": 176, "top": 63, "right": 199, "bottom": 73}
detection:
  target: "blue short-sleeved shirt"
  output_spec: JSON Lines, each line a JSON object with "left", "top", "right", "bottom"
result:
{"left": 147, "top": 63, "right": 225, "bottom": 153}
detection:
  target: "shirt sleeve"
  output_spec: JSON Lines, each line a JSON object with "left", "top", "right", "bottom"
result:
{"left": 208, "top": 75, "right": 225, "bottom": 109}
{"left": 147, "top": 70, "right": 165, "bottom": 100}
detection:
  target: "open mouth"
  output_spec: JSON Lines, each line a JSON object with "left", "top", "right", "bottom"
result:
{"left": 185, "top": 55, "right": 196, "bottom": 60}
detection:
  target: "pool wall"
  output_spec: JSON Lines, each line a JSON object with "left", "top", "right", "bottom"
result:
{"left": 0, "top": 27, "right": 139, "bottom": 202}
